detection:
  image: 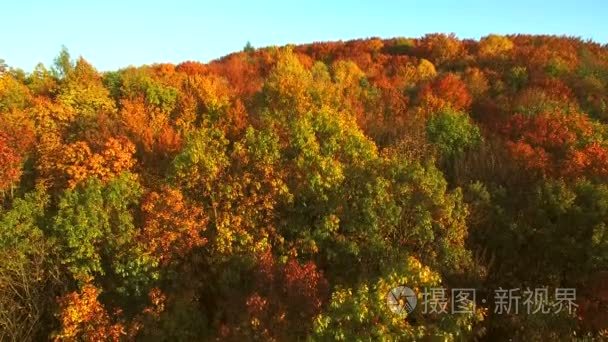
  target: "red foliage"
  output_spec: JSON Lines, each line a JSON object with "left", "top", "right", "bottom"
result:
{"left": 511, "top": 35, "right": 580, "bottom": 76}
{"left": 578, "top": 272, "right": 608, "bottom": 332}
{"left": 563, "top": 142, "right": 608, "bottom": 179}
{"left": 419, "top": 73, "right": 472, "bottom": 112}
{"left": 532, "top": 78, "right": 575, "bottom": 101}
{"left": 282, "top": 259, "right": 328, "bottom": 315}
{"left": 501, "top": 112, "right": 599, "bottom": 177}
{"left": 233, "top": 251, "right": 329, "bottom": 339}
{"left": 502, "top": 113, "right": 592, "bottom": 151}
{"left": 505, "top": 140, "right": 551, "bottom": 173}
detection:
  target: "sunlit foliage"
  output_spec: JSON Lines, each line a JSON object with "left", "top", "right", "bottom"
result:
{"left": 1, "top": 34, "right": 607, "bottom": 340}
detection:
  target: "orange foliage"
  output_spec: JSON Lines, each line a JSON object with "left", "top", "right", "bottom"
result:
{"left": 209, "top": 54, "right": 264, "bottom": 97}
{"left": 224, "top": 98, "right": 248, "bottom": 139}
{"left": 39, "top": 135, "right": 136, "bottom": 188}
{"left": 65, "top": 136, "right": 136, "bottom": 187}
{"left": 463, "top": 67, "right": 489, "bottom": 97}
{"left": 55, "top": 284, "right": 125, "bottom": 342}
{"left": 0, "top": 131, "right": 22, "bottom": 192}
{"left": 151, "top": 63, "right": 176, "bottom": 77}
{"left": 120, "top": 97, "right": 156, "bottom": 152}
{"left": 417, "top": 33, "right": 464, "bottom": 65}
{"left": 0, "top": 109, "right": 36, "bottom": 155}
{"left": 128, "top": 288, "right": 168, "bottom": 337}
{"left": 142, "top": 288, "right": 166, "bottom": 317}
{"left": 176, "top": 61, "right": 207, "bottom": 75}
{"left": 140, "top": 187, "right": 208, "bottom": 265}
{"left": 253, "top": 251, "right": 329, "bottom": 313}
{"left": 533, "top": 78, "right": 575, "bottom": 101}
{"left": 120, "top": 97, "right": 183, "bottom": 160}
{"left": 156, "top": 125, "right": 183, "bottom": 156}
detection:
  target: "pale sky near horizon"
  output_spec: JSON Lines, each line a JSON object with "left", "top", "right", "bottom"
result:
{"left": 1, "top": 0, "right": 607, "bottom": 72}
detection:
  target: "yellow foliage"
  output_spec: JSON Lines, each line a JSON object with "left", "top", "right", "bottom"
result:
{"left": 478, "top": 34, "right": 514, "bottom": 58}
{"left": 264, "top": 48, "right": 313, "bottom": 116}
{"left": 417, "top": 59, "right": 437, "bottom": 80}
{"left": 191, "top": 74, "right": 232, "bottom": 115}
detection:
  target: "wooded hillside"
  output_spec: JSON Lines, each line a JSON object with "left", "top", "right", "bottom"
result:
{"left": 1, "top": 34, "right": 607, "bottom": 340}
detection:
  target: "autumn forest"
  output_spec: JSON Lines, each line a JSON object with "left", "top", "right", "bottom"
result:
{"left": 1, "top": 34, "right": 608, "bottom": 340}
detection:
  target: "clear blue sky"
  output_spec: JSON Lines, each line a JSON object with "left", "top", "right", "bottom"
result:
{"left": 2, "top": 0, "right": 607, "bottom": 72}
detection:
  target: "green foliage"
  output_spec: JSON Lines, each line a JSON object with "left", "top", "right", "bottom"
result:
{"left": 26, "top": 63, "right": 58, "bottom": 96}
{"left": 276, "top": 109, "right": 382, "bottom": 277}
{"left": 145, "top": 81, "right": 178, "bottom": 113}
{"left": 243, "top": 41, "right": 255, "bottom": 53}
{"left": 56, "top": 57, "right": 116, "bottom": 128}
{"left": 469, "top": 179, "right": 608, "bottom": 286}
{"left": 313, "top": 257, "right": 483, "bottom": 341}
{"left": 52, "top": 46, "right": 74, "bottom": 79}
{"left": 426, "top": 109, "right": 482, "bottom": 159}
{"left": 171, "top": 127, "right": 230, "bottom": 197}
{"left": 507, "top": 66, "right": 528, "bottom": 91}
{"left": 381, "top": 147, "right": 472, "bottom": 272}
{"left": 102, "top": 70, "right": 122, "bottom": 100}
{"left": 0, "top": 186, "right": 61, "bottom": 341}
{"left": 386, "top": 37, "right": 415, "bottom": 54}
{"left": 50, "top": 173, "right": 156, "bottom": 293}
{"left": 0, "top": 185, "right": 48, "bottom": 256}
{"left": 118, "top": 67, "right": 179, "bottom": 113}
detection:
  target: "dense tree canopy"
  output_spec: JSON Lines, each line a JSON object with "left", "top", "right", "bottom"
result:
{"left": 1, "top": 34, "right": 608, "bottom": 340}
